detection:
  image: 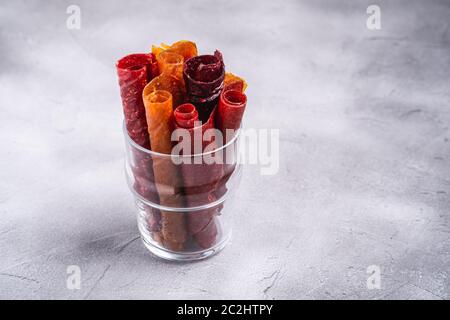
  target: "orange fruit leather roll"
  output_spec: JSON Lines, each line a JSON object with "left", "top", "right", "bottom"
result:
{"left": 152, "top": 40, "right": 198, "bottom": 62}
{"left": 146, "top": 40, "right": 199, "bottom": 109}
{"left": 157, "top": 51, "right": 184, "bottom": 80}
{"left": 142, "top": 89, "right": 187, "bottom": 251}
{"left": 145, "top": 51, "right": 186, "bottom": 108}
{"left": 145, "top": 73, "right": 186, "bottom": 108}
{"left": 224, "top": 72, "right": 247, "bottom": 92}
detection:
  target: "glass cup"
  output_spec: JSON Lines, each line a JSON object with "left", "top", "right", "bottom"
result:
{"left": 123, "top": 122, "right": 242, "bottom": 261}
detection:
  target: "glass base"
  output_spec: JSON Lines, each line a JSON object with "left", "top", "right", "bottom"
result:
{"left": 139, "top": 226, "right": 231, "bottom": 262}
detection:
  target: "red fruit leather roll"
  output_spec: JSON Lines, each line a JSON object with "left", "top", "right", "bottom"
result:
{"left": 183, "top": 50, "right": 225, "bottom": 122}
{"left": 214, "top": 89, "right": 247, "bottom": 200}
{"left": 116, "top": 53, "right": 161, "bottom": 232}
{"left": 117, "top": 53, "right": 153, "bottom": 147}
{"left": 173, "top": 103, "right": 223, "bottom": 248}
{"left": 218, "top": 89, "right": 247, "bottom": 137}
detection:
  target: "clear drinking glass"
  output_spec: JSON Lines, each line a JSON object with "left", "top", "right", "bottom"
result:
{"left": 123, "top": 122, "right": 242, "bottom": 261}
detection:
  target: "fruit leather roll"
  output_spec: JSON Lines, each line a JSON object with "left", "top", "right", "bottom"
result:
{"left": 218, "top": 89, "right": 247, "bottom": 138}
{"left": 142, "top": 89, "right": 187, "bottom": 251}
{"left": 173, "top": 103, "right": 223, "bottom": 248}
{"left": 157, "top": 51, "right": 184, "bottom": 79}
{"left": 152, "top": 40, "right": 198, "bottom": 63}
{"left": 183, "top": 50, "right": 225, "bottom": 122}
{"left": 116, "top": 53, "right": 153, "bottom": 148}
{"left": 215, "top": 89, "right": 247, "bottom": 200}
{"left": 224, "top": 72, "right": 247, "bottom": 93}
{"left": 145, "top": 59, "right": 187, "bottom": 108}
{"left": 116, "top": 53, "right": 161, "bottom": 231}
{"left": 148, "top": 40, "right": 198, "bottom": 101}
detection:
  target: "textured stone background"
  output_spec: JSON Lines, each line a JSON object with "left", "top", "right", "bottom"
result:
{"left": 0, "top": 0, "right": 449, "bottom": 299}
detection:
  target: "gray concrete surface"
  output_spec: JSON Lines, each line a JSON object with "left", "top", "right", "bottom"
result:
{"left": 0, "top": 0, "right": 449, "bottom": 299}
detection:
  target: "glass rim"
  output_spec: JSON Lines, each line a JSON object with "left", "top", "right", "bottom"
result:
{"left": 122, "top": 119, "right": 241, "bottom": 158}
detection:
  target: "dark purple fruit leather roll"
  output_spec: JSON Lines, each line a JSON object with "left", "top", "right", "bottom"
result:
{"left": 183, "top": 50, "right": 225, "bottom": 122}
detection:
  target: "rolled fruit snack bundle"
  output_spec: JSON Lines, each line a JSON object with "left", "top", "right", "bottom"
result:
{"left": 173, "top": 103, "right": 223, "bottom": 248}
{"left": 183, "top": 50, "right": 225, "bottom": 122}
{"left": 142, "top": 89, "right": 188, "bottom": 251}
{"left": 116, "top": 53, "right": 161, "bottom": 232}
